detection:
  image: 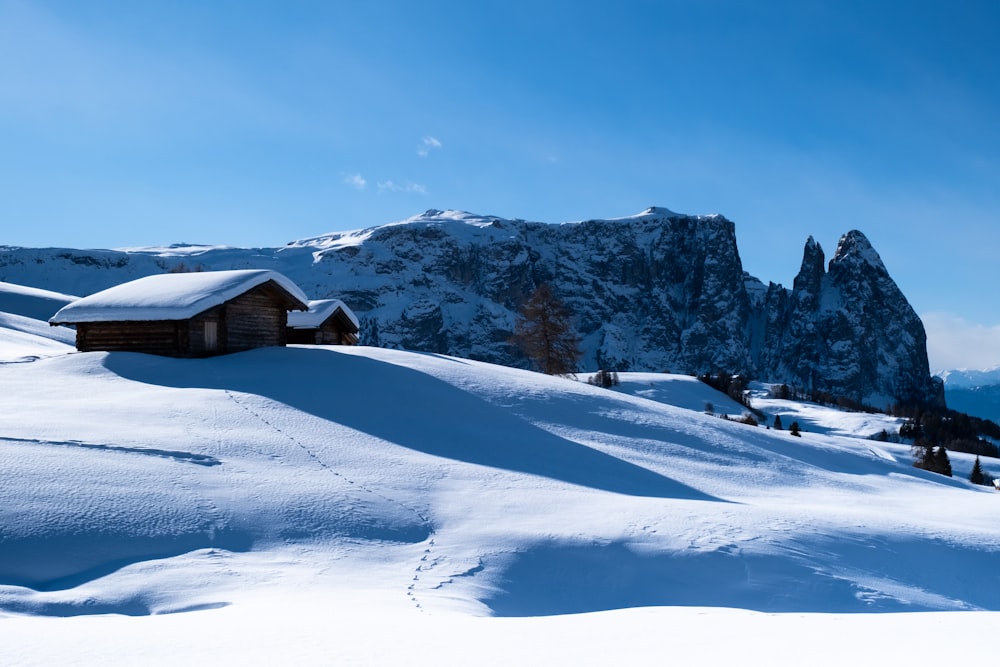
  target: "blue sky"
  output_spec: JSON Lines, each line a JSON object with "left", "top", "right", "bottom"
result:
{"left": 2, "top": 1, "right": 999, "bottom": 370}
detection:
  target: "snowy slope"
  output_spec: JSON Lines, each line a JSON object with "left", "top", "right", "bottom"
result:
{"left": 1, "top": 337, "right": 999, "bottom": 664}
{"left": 0, "top": 312, "right": 75, "bottom": 362}
{"left": 0, "top": 280, "right": 76, "bottom": 320}
{"left": 0, "top": 281, "right": 77, "bottom": 361}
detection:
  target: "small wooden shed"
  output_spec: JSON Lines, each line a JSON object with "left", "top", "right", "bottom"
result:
{"left": 286, "top": 299, "right": 360, "bottom": 345}
{"left": 49, "top": 269, "right": 309, "bottom": 357}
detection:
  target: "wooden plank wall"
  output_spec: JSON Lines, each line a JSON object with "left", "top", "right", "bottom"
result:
{"left": 287, "top": 328, "right": 320, "bottom": 345}
{"left": 77, "top": 321, "right": 185, "bottom": 355}
{"left": 319, "top": 320, "right": 358, "bottom": 345}
{"left": 223, "top": 285, "right": 287, "bottom": 351}
{"left": 187, "top": 309, "right": 221, "bottom": 356}
{"left": 286, "top": 318, "right": 359, "bottom": 346}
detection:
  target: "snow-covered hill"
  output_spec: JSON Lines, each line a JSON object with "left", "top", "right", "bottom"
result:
{"left": 0, "top": 281, "right": 77, "bottom": 362}
{"left": 0, "top": 280, "right": 77, "bottom": 321}
{"left": 1, "top": 311, "right": 998, "bottom": 664}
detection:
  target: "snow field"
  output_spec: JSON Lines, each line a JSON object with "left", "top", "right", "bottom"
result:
{"left": 1, "top": 322, "right": 1000, "bottom": 663}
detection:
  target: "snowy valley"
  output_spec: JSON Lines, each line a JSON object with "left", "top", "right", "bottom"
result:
{"left": 1, "top": 280, "right": 999, "bottom": 665}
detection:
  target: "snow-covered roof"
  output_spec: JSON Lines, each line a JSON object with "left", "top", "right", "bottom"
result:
{"left": 287, "top": 299, "right": 359, "bottom": 330}
{"left": 49, "top": 269, "right": 309, "bottom": 324}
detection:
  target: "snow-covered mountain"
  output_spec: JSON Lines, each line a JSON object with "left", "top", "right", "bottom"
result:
{"left": 1, "top": 310, "right": 998, "bottom": 664}
{"left": 937, "top": 367, "right": 1000, "bottom": 389}
{"left": 0, "top": 207, "right": 939, "bottom": 407}
{"left": 937, "top": 367, "right": 1000, "bottom": 424}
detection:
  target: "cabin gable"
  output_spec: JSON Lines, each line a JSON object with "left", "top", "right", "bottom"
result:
{"left": 69, "top": 278, "right": 305, "bottom": 357}
{"left": 287, "top": 301, "right": 359, "bottom": 346}
{"left": 287, "top": 317, "right": 358, "bottom": 345}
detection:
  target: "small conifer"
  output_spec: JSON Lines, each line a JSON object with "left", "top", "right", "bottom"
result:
{"left": 970, "top": 456, "right": 986, "bottom": 485}
{"left": 934, "top": 446, "right": 952, "bottom": 477}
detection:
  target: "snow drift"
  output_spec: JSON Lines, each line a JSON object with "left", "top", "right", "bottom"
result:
{"left": 1, "top": 318, "right": 999, "bottom": 663}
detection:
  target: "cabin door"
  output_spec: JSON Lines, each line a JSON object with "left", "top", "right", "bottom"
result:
{"left": 204, "top": 321, "right": 219, "bottom": 352}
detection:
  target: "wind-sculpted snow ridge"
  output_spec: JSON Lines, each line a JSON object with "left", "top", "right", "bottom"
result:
{"left": 0, "top": 312, "right": 74, "bottom": 362}
{"left": 0, "top": 207, "right": 938, "bottom": 408}
{"left": 0, "top": 282, "right": 77, "bottom": 361}
{"left": 0, "top": 280, "right": 77, "bottom": 321}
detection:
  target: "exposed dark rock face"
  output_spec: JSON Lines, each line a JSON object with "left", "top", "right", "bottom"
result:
{"left": 0, "top": 208, "right": 940, "bottom": 407}
{"left": 763, "top": 231, "right": 941, "bottom": 406}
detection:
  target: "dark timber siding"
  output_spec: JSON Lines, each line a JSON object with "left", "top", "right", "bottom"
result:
{"left": 71, "top": 281, "right": 299, "bottom": 357}
{"left": 76, "top": 320, "right": 185, "bottom": 355}
{"left": 187, "top": 309, "right": 222, "bottom": 356}
{"left": 223, "top": 285, "right": 288, "bottom": 351}
{"left": 287, "top": 313, "right": 359, "bottom": 346}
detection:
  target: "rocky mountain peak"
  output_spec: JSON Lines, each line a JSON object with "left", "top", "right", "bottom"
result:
{"left": 638, "top": 206, "right": 679, "bottom": 218}
{"left": 830, "top": 230, "right": 886, "bottom": 272}
{"left": 0, "top": 208, "right": 941, "bottom": 408}
{"left": 793, "top": 235, "right": 826, "bottom": 295}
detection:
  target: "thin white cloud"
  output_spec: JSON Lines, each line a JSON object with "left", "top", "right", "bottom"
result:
{"left": 417, "top": 135, "right": 442, "bottom": 157}
{"left": 343, "top": 173, "right": 367, "bottom": 190}
{"left": 922, "top": 312, "right": 1000, "bottom": 372}
{"left": 377, "top": 180, "right": 426, "bottom": 194}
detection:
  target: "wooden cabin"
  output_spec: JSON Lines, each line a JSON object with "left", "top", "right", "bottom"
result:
{"left": 287, "top": 299, "right": 360, "bottom": 345}
{"left": 49, "top": 269, "right": 309, "bottom": 357}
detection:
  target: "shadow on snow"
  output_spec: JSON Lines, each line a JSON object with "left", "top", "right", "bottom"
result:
{"left": 486, "top": 533, "right": 1000, "bottom": 615}
{"left": 103, "top": 347, "right": 721, "bottom": 502}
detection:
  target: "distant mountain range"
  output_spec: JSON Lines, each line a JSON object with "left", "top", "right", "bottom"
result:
{"left": 0, "top": 207, "right": 941, "bottom": 408}
{"left": 937, "top": 368, "right": 1000, "bottom": 389}
{"left": 936, "top": 368, "right": 1000, "bottom": 424}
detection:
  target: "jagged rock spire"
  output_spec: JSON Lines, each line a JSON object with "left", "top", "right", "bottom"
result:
{"left": 793, "top": 236, "right": 825, "bottom": 298}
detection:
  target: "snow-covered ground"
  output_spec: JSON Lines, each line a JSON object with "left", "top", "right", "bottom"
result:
{"left": 0, "top": 282, "right": 76, "bottom": 362}
{"left": 0, "top": 280, "right": 76, "bottom": 322}
{"left": 2, "top": 314, "right": 999, "bottom": 665}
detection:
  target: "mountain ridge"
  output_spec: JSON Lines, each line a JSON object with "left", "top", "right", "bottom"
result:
{"left": 0, "top": 207, "right": 940, "bottom": 407}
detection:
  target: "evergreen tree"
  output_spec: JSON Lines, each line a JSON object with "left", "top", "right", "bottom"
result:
{"left": 914, "top": 441, "right": 954, "bottom": 477}
{"left": 911, "top": 439, "right": 936, "bottom": 472}
{"left": 773, "top": 415, "right": 783, "bottom": 430}
{"left": 970, "top": 455, "right": 986, "bottom": 485}
{"left": 589, "top": 369, "right": 619, "bottom": 388}
{"left": 934, "top": 446, "right": 952, "bottom": 477}
{"left": 789, "top": 421, "right": 801, "bottom": 437}
{"left": 510, "top": 283, "right": 582, "bottom": 376}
